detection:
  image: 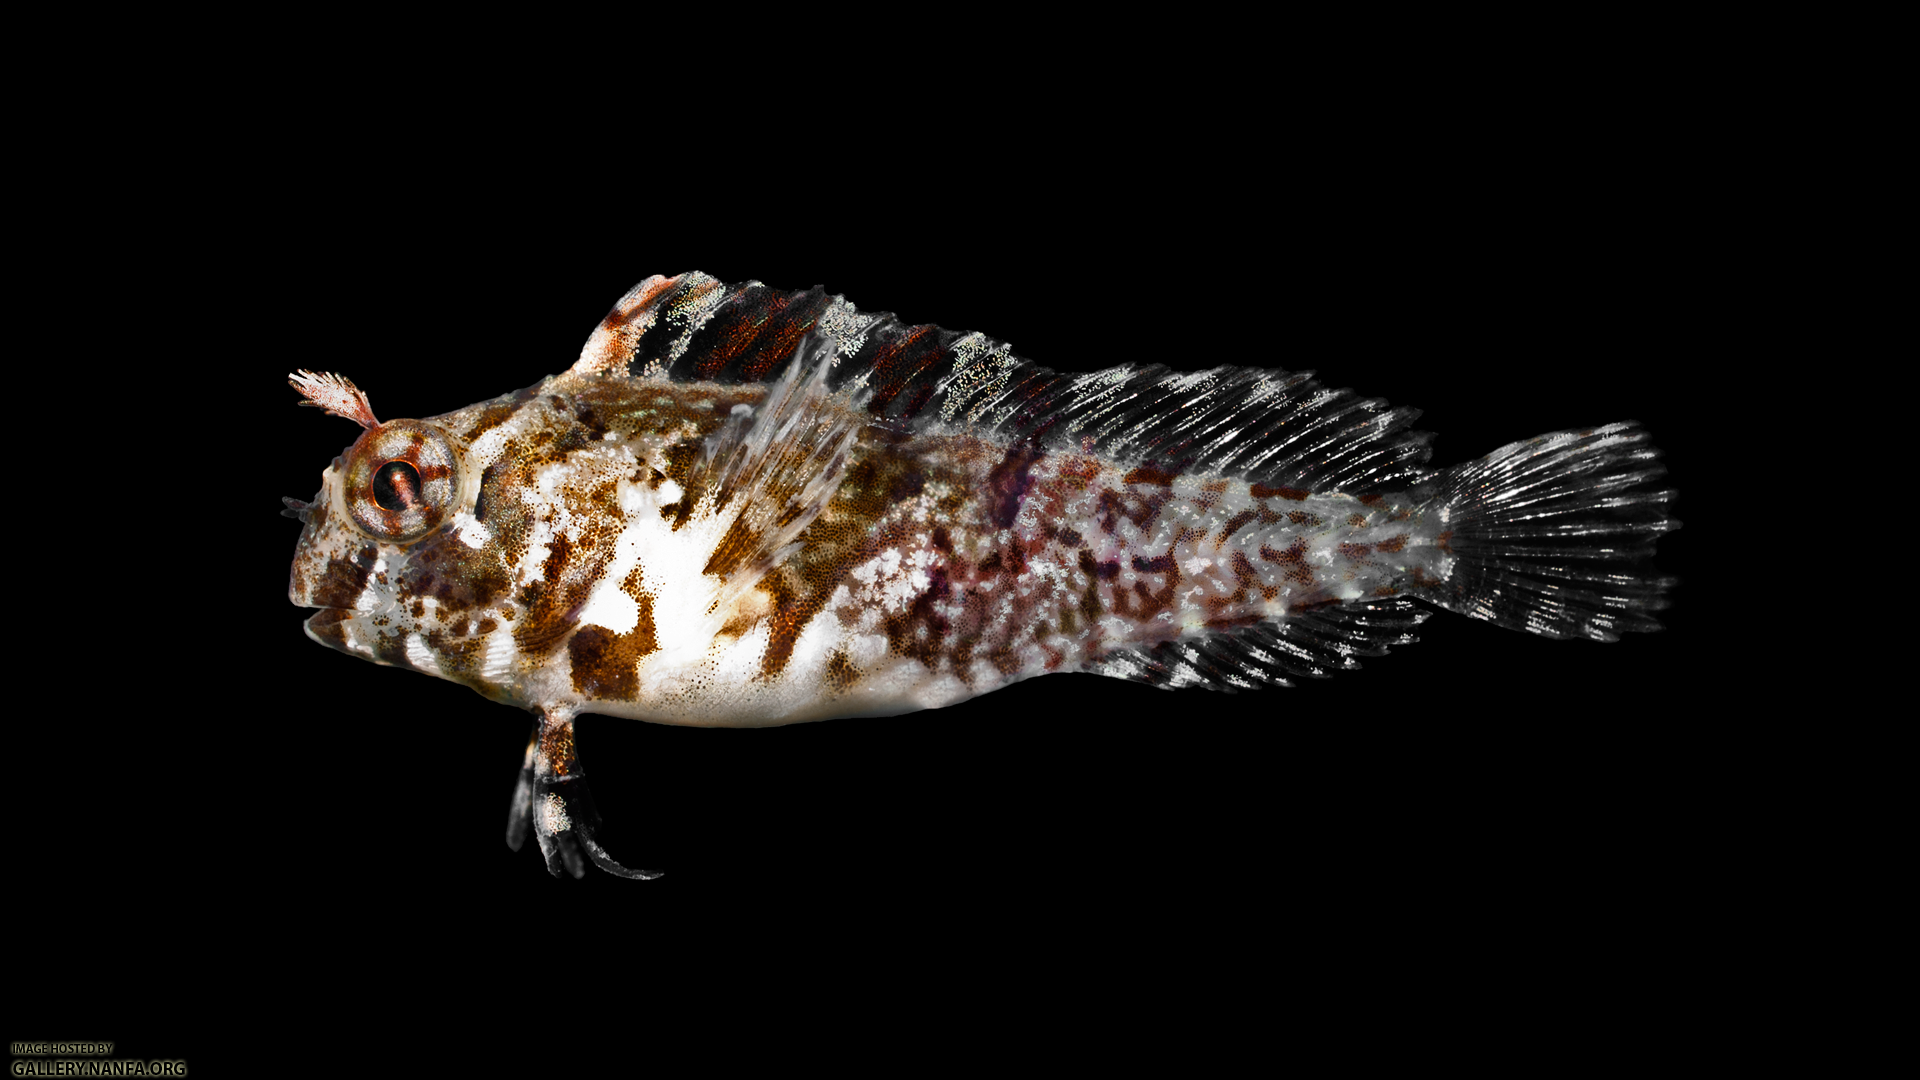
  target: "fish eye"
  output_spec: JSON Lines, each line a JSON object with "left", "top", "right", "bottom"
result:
{"left": 341, "top": 420, "right": 460, "bottom": 544}
{"left": 373, "top": 460, "right": 424, "bottom": 511}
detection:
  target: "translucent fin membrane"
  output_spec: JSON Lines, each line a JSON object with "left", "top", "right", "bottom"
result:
{"left": 575, "top": 273, "right": 1436, "bottom": 494}
{"left": 1423, "top": 422, "right": 1678, "bottom": 641}
{"left": 1092, "top": 600, "right": 1432, "bottom": 691}
{"left": 680, "top": 332, "right": 867, "bottom": 611}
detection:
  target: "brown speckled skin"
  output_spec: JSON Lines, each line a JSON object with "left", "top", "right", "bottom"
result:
{"left": 289, "top": 364, "right": 1452, "bottom": 726}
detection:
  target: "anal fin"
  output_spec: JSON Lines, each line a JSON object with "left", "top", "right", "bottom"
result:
{"left": 1093, "top": 599, "right": 1431, "bottom": 691}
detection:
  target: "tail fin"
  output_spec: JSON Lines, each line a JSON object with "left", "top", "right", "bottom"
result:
{"left": 1423, "top": 422, "right": 1677, "bottom": 641}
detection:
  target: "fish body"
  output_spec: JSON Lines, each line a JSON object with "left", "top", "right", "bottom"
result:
{"left": 286, "top": 271, "right": 1676, "bottom": 878}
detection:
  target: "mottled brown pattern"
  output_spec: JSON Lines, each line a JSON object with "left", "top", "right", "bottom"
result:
{"left": 568, "top": 622, "right": 651, "bottom": 700}
{"left": 299, "top": 301, "right": 1452, "bottom": 718}
{"left": 1123, "top": 464, "right": 1178, "bottom": 487}
{"left": 741, "top": 427, "right": 976, "bottom": 679}
{"left": 881, "top": 560, "right": 956, "bottom": 675}
{"left": 986, "top": 443, "right": 1045, "bottom": 529}
{"left": 1079, "top": 549, "right": 1121, "bottom": 580}
{"left": 425, "top": 628, "right": 489, "bottom": 684}
{"left": 1114, "top": 548, "right": 1181, "bottom": 621}
{"left": 406, "top": 540, "right": 513, "bottom": 614}
{"left": 1251, "top": 483, "right": 1310, "bottom": 501}
{"left": 1227, "top": 550, "right": 1280, "bottom": 603}
{"left": 514, "top": 532, "right": 605, "bottom": 656}
{"left": 559, "top": 568, "right": 660, "bottom": 699}
{"left": 1260, "top": 538, "right": 1316, "bottom": 586}
{"left": 1094, "top": 486, "right": 1170, "bottom": 536}
{"left": 657, "top": 439, "right": 705, "bottom": 530}
{"left": 747, "top": 429, "right": 1113, "bottom": 685}
{"left": 823, "top": 649, "right": 860, "bottom": 692}
{"left": 407, "top": 388, "right": 750, "bottom": 672}
{"left": 1216, "top": 509, "right": 1260, "bottom": 545}
{"left": 460, "top": 401, "right": 518, "bottom": 442}
{"left": 1055, "top": 458, "right": 1099, "bottom": 490}
{"left": 539, "top": 721, "right": 575, "bottom": 777}
{"left": 310, "top": 544, "right": 376, "bottom": 608}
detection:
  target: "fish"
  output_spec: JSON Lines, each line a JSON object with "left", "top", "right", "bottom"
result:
{"left": 284, "top": 271, "right": 1678, "bottom": 880}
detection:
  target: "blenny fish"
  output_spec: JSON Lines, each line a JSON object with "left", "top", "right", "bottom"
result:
{"left": 284, "top": 271, "right": 1677, "bottom": 880}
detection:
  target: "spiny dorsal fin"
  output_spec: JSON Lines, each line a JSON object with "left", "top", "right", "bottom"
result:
{"left": 572, "top": 273, "right": 1435, "bottom": 495}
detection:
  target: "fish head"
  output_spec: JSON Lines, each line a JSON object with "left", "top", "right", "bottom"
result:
{"left": 284, "top": 372, "right": 529, "bottom": 702}
{"left": 282, "top": 351, "right": 874, "bottom": 724}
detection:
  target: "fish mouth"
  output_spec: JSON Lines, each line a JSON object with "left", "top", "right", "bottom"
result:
{"left": 302, "top": 608, "right": 359, "bottom": 652}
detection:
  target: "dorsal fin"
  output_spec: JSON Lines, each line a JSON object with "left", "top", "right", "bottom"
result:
{"left": 1090, "top": 599, "right": 1432, "bottom": 690}
{"left": 573, "top": 273, "right": 1436, "bottom": 494}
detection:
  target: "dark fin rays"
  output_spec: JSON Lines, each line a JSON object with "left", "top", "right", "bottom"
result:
{"left": 1421, "top": 422, "right": 1678, "bottom": 641}
{"left": 509, "top": 712, "right": 662, "bottom": 880}
{"left": 572, "top": 273, "right": 1435, "bottom": 495}
{"left": 1092, "top": 599, "right": 1432, "bottom": 690}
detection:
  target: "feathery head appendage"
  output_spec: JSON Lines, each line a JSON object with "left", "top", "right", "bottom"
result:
{"left": 289, "top": 370, "right": 380, "bottom": 429}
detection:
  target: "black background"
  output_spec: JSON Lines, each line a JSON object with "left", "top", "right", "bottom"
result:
{"left": 234, "top": 218, "right": 1703, "bottom": 932}
{"left": 19, "top": 72, "right": 1751, "bottom": 1063}
{"left": 244, "top": 231, "right": 1701, "bottom": 902}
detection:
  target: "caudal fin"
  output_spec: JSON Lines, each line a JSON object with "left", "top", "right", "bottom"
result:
{"left": 1424, "top": 422, "right": 1678, "bottom": 641}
